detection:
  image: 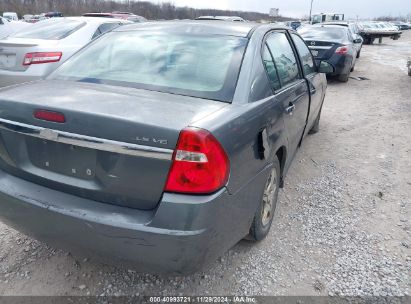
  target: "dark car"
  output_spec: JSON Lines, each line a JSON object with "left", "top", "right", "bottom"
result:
{"left": 0, "top": 21, "right": 331, "bottom": 273}
{"left": 391, "top": 21, "right": 410, "bottom": 31}
{"left": 44, "top": 12, "right": 64, "bottom": 18}
{"left": 322, "top": 21, "right": 363, "bottom": 58}
{"left": 299, "top": 25, "right": 360, "bottom": 82}
{"left": 286, "top": 21, "right": 302, "bottom": 30}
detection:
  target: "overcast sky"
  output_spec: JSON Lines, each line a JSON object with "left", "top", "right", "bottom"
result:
{"left": 150, "top": 0, "right": 411, "bottom": 19}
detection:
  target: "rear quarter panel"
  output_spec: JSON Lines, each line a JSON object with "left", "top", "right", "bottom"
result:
{"left": 191, "top": 99, "right": 287, "bottom": 240}
{"left": 191, "top": 25, "right": 289, "bottom": 203}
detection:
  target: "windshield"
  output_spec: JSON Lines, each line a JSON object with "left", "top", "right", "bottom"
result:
{"left": 11, "top": 19, "right": 85, "bottom": 40}
{"left": 49, "top": 31, "right": 248, "bottom": 102}
{"left": 298, "top": 27, "right": 346, "bottom": 41}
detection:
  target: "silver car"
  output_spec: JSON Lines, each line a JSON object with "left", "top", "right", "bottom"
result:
{"left": 0, "top": 17, "right": 131, "bottom": 88}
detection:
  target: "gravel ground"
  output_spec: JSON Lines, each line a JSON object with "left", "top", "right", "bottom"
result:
{"left": 0, "top": 31, "right": 410, "bottom": 297}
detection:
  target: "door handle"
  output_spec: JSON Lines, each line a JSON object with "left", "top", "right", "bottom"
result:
{"left": 285, "top": 103, "right": 295, "bottom": 115}
{"left": 310, "top": 87, "right": 317, "bottom": 94}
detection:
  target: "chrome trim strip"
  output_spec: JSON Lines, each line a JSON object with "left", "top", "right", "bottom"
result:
{"left": 0, "top": 118, "right": 173, "bottom": 160}
{"left": 308, "top": 46, "right": 333, "bottom": 50}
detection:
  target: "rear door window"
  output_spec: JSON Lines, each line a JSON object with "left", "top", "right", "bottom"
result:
{"left": 266, "top": 32, "right": 300, "bottom": 87}
{"left": 11, "top": 19, "right": 85, "bottom": 40}
{"left": 262, "top": 44, "right": 281, "bottom": 91}
{"left": 291, "top": 33, "right": 316, "bottom": 76}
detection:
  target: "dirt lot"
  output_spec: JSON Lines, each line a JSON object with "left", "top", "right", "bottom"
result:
{"left": 0, "top": 31, "right": 410, "bottom": 297}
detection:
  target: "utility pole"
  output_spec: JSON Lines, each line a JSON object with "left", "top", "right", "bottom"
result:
{"left": 309, "top": 0, "right": 314, "bottom": 22}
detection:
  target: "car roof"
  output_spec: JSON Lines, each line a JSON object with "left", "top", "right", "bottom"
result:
{"left": 113, "top": 20, "right": 272, "bottom": 37}
{"left": 322, "top": 21, "right": 350, "bottom": 26}
{"left": 58, "top": 16, "right": 128, "bottom": 24}
{"left": 310, "top": 24, "right": 349, "bottom": 30}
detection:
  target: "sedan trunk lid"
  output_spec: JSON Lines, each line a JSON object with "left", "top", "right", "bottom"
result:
{"left": 305, "top": 40, "right": 342, "bottom": 60}
{"left": 0, "top": 80, "right": 228, "bottom": 209}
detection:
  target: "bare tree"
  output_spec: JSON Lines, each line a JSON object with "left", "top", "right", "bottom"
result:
{"left": 0, "top": 0, "right": 289, "bottom": 21}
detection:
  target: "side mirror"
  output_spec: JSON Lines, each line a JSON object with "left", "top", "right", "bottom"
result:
{"left": 318, "top": 61, "right": 334, "bottom": 74}
{"left": 353, "top": 38, "right": 363, "bottom": 44}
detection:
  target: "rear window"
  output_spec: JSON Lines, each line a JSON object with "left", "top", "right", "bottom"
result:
{"left": 11, "top": 19, "right": 85, "bottom": 40}
{"left": 49, "top": 31, "right": 248, "bottom": 102}
{"left": 298, "top": 27, "right": 346, "bottom": 41}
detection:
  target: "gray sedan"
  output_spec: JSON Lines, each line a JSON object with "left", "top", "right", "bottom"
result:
{"left": 0, "top": 17, "right": 130, "bottom": 88}
{"left": 0, "top": 21, "right": 331, "bottom": 273}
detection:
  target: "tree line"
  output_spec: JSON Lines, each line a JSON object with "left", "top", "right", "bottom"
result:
{"left": 0, "top": 0, "right": 288, "bottom": 21}
{"left": 374, "top": 15, "right": 411, "bottom": 22}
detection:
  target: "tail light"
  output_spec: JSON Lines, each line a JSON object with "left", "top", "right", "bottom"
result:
{"left": 23, "top": 52, "right": 62, "bottom": 66}
{"left": 34, "top": 110, "right": 66, "bottom": 123}
{"left": 164, "top": 127, "right": 230, "bottom": 194}
{"left": 335, "top": 46, "right": 349, "bottom": 55}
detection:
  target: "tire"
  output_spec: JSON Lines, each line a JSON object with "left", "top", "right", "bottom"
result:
{"left": 309, "top": 108, "right": 321, "bottom": 134}
{"left": 350, "top": 65, "right": 355, "bottom": 72}
{"left": 356, "top": 49, "right": 361, "bottom": 58}
{"left": 248, "top": 157, "right": 281, "bottom": 241}
{"left": 408, "top": 67, "right": 411, "bottom": 76}
{"left": 338, "top": 71, "right": 350, "bottom": 82}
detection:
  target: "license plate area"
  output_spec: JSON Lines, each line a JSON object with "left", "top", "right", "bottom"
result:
{"left": 26, "top": 137, "right": 96, "bottom": 180}
{"left": 0, "top": 53, "right": 16, "bottom": 69}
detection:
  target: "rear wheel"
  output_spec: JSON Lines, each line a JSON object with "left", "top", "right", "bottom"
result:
{"left": 338, "top": 72, "right": 350, "bottom": 82}
{"left": 248, "top": 157, "right": 280, "bottom": 241}
{"left": 408, "top": 66, "right": 411, "bottom": 76}
{"left": 356, "top": 48, "right": 361, "bottom": 58}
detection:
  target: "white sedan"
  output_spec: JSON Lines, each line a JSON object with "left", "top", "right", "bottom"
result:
{"left": 0, "top": 17, "right": 131, "bottom": 88}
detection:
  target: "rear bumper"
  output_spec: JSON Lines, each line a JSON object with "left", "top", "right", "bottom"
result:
{"left": 0, "top": 168, "right": 266, "bottom": 273}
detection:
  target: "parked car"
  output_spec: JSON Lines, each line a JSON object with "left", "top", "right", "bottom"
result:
{"left": 44, "top": 12, "right": 64, "bottom": 18}
{"left": 2, "top": 12, "right": 18, "bottom": 21}
{"left": 391, "top": 21, "right": 410, "bottom": 30}
{"left": 0, "top": 21, "right": 331, "bottom": 273}
{"left": 357, "top": 21, "right": 402, "bottom": 44}
{"left": 82, "top": 12, "right": 147, "bottom": 22}
{"left": 26, "top": 15, "right": 47, "bottom": 23}
{"left": 377, "top": 22, "right": 403, "bottom": 37}
{"left": 285, "top": 21, "right": 302, "bottom": 30}
{"left": 322, "top": 21, "right": 363, "bottom": 58}
{"left": 196, "top": 16, "right": 245, "bottom": 22}
{"left": 0, "top": 17, "right": 131, "bottom": 88}
{"left": 22, "top": 14, "right": 34, "bottom": 22}
{"left": 299, "top": 24, "right": 359, "bottom": 82}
